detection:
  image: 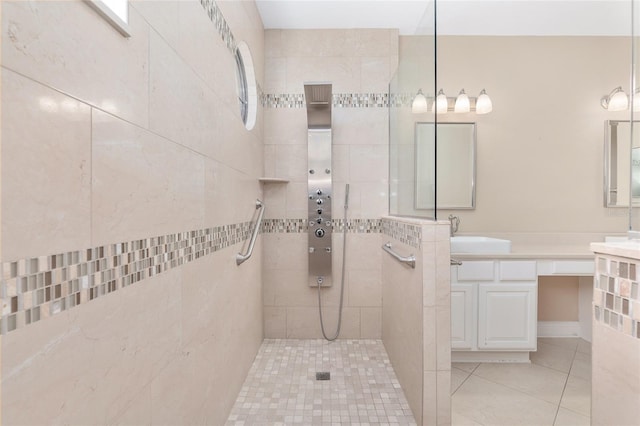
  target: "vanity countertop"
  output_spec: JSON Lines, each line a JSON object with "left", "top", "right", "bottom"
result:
{"left": 451, "top": 245, "right": 596, "bottom": 276}
{"left": 450, "top": 232, "right": 623, "bottom": 260}
{"left": 591, "top": 240, "right": 640, "bottom": 260}
{"left": 452, "top": 245, "right": 595, "bottom": 260}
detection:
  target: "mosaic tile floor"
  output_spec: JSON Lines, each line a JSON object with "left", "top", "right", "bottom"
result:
{"left": 226, "top": 339, "right": 417, "bottom": 426}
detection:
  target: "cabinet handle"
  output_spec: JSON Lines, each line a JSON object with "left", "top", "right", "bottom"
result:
{"left": 450, "top": 258, "right": 463, "bottom": 266}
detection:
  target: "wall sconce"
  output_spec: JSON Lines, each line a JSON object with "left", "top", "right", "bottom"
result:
{"left": 601, "top": 86, "right": 629, "bottom": 111}
{"left": 411, "top": 89, "right": 429, "bottom": 114}
{"left": 412, "top": 88, "right": 492, "bottom": 114}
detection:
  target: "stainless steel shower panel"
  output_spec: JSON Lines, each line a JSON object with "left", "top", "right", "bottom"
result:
{"left": 305, "top": 83, "right": 333, "bottom": 287}
{"left": 308, "top": 129, "right": 332, "bottom": 286}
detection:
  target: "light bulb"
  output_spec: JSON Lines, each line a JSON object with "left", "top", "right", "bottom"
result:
{"left": 434, "top": 89, "right": 448, "bottom": 114}
{"left": 412, "top": 89, "right": 429, "bottom": 114}
{"left": 608, "top": 87, "right": 628, "bottom": 111}
{"left": 454, "top": 89, "right": 470, "bottom": 113}
{"left": 475, "top": 89, "right": 493, "bottom": 114}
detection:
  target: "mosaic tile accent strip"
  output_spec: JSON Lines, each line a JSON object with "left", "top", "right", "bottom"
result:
{"left": 261, "top": 219, "right": 382, "bottom": 234}
{"left": 263, "top": 93, "right": 306, "bottom": 109}
{"left": 0, "top": 218, "right": 382, "bottom": 335}
{"left": 199, "top": 0, "right": 236, "bottom": 53}
{"left": 336, "top": 218, "right": 382, "bottom": 233}
{"left": 0, "top": 222, "right": 253, "bottom": 335}
{"left": 199, "top": 0, "right": 269, "bottom": 109}
{"left": 263, "top": 93, "right": 391, "bottom": 109}
{"left": 226, "top": 339, "right": 417, "bottom": 425}
{"left": 333, "top": 93, "right": 389, "bottom": 108}
{"left": 382, "top": 218, "right": 422, "bottom": 250}
{"left": 262, "top": 218, "right": 308, "bottom": 233}
{"left": 389, "top": 93, "right": 417, "bottom": 108}
{"left": 593, "top": 255, "right": 640, "bottom": 339}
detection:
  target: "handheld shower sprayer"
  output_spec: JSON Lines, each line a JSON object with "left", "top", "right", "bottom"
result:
{"left": 344, "top": 184, "right": 350, "bottom": 210}
{"left": 317, "top": 182, "right": 349, "bottom": 341}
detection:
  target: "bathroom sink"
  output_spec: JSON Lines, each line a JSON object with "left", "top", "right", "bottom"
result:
{"left": 450, "top": 236, "right": 512, "bottom": 254}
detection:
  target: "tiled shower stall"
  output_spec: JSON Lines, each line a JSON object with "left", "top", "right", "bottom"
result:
{"left": 0, "top": 1, "right": 450, "bottom": 424}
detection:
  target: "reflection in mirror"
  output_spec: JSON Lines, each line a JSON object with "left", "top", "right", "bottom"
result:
{"left": 415, "top": 122, "right": 476, "bottom": 209}
{"left": 604, "top": 120, "right": 640, "bottom": 207}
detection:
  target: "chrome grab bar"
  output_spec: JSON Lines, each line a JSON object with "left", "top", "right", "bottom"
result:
{"left": 236, "top": 199, "right": 265, "bottom": 266}
{"left": 382, "top": 242, "right": 416, "bottom": 269}
{"left": 450, "top": 258, "right": 463, "bottom": 266}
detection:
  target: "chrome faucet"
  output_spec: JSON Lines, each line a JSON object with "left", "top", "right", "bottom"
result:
{"left": 448, "top": 214, "right": 460, "bottom": 237}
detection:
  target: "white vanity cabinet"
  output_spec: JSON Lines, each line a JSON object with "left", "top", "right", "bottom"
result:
{"left": 477, "top": 282, "right": 537, "bottom": 350}
{"left": 451, "top": 283, "right": 475, "bottom": 349}
{"left": 451, "top": 260, "right": 538, "bottom": 361}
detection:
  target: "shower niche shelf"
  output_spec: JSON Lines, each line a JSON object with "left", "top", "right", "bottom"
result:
{"left": 259, "top": 177, "right": 290, "bottom": 184}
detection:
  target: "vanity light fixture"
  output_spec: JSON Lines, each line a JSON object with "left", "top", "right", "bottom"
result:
{"left": 411, "top": 89, "right": 429, "bottom": 114}
{"left": 417, "top": 88, "right": 493, "bottom": 114}
{"left": 454, "top": 89, "right": 471, "bottom": 113}
{"left": 601, "top": 86, "right": 629, "bottom": 111}
{"left": 434, "top": 89, "right": 448, "bottom": 114}
{"left": 475, "top": 89, "right": 493, "bottom": 114}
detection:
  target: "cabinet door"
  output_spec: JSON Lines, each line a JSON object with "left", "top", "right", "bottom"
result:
{"left": 478, "top": 283, "right": 537, "bottom": 350}
{"left": 451, "top": 283, "right": 476, "bottom": 349}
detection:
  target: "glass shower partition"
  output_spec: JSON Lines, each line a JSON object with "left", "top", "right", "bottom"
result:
{"left": 389, "top": 6, "right": 437, "bottom": 219}
{"left": 632, "top": 0, "right": 640, "bottom": 233}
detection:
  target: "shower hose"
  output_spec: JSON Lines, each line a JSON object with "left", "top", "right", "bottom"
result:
{"left": 317, "top": 183, "right": 349, "bottom": 341}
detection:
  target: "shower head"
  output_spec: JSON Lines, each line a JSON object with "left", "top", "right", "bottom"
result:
{"left": 304, "top": 83, "right": 332, "bottom": 129}
{"left": 306, "top": 84, "right": 332, "bottom": 104}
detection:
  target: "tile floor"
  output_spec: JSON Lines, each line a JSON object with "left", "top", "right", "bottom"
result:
{"left": 226, "top": 339, "right": 416, "bottom": 426}
{"left": 227, "top": 337, "right": 591, "bottom": 426}
{"left": 452, "top": 337, "right": 591, "bottom": 426}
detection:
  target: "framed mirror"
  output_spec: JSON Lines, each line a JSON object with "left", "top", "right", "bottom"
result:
{"left": 415, "top": 122, "right": 476, "bottom": 209}
{"left": 604, "top": 120, "right": 640, "bottom": 207}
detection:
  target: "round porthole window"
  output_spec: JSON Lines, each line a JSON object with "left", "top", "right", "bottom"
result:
{"left": 234, "top": 41, "right": 257, "bottom": 131}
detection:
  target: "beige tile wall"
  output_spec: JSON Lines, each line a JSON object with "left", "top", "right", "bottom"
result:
{"left": 1, "top": 0, "right": 264, "bottom": 423}
{"left": 382, "top": 233, "right": 424, "bottom": 420}
{"left": 2, "top": 69, "right": 92, "bottom": 260}
{"left": 381, "top": 217, "right": 451, "bottom": 425}
{"left": 262, "top": 29, "right": 398, "bottom": 339}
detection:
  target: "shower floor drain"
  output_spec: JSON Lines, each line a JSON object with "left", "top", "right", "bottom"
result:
{"left": 315, "top": 372, "right": 330, "bottom": 380}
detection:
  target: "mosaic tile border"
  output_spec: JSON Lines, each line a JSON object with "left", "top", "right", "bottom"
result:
{"left": 200, "top": 0, "right": 236, "bottom": 54}
{"left": 0, "top": 218, "right": 382, "bottom": 335}
{"left": 389, "top": 92, "right": 417, "bottom": 108}
{"left": 593, "top": 255, "right": 640, "bottom": 339}
{"left": 381, "top": 218, "right": 422, "bottom": 250}
{"left": 198, "top": 0, "right": 266, "bottom": 105}
{"left": 261, "top": 218, "right": 381, "bottom": 234}
{"left": 263, "top": 93, "right": 391, "bottom": 109}
{"left": 0, "top": 222, "right": 253, "bottom": 335}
